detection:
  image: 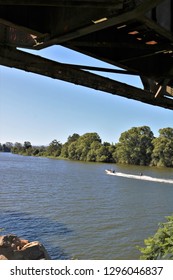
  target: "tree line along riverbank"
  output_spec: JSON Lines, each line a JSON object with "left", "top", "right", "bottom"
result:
{"left": 1, "top": 126, "right": 173, "bottom": 168}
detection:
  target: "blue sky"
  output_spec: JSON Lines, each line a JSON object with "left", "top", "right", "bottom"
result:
{"left": 0, "top": 45, "right": 173, "bottom": 146}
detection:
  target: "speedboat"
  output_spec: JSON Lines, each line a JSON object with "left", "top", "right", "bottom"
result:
{"left": 105, "top": 170, "right": 173, "bottom": 184}
{"left": 105, "top": 169, "right": 116, "bottom": 175}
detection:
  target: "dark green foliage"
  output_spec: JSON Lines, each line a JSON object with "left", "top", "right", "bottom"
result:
{"left": 24, "top": 141, "right": 32, "bottom": 149}
{"left": 138, "top": 215, "right": 173, "bottom": 260}
{"left": 0, "top": 142, "right": 13, "bottom": 152}
{"left": 67, "top": 133, "right": 80, "bottom": 144}
{"left": 151, "top": 128, "right": 173, "bottom": 167}
{"left": 115, "top": 126, "right": 154, "bottom": 166}
{"left": 67, "top": 133, "right": 103, "bottom": 161}
{"left": 46, "top": 139, "right": 62, "bottom": 157}
{"left": 11, "top": 142, "right": 23, "bottom": 154}
{"left": 2, "top": 125, "right": 173, "bottom": 166}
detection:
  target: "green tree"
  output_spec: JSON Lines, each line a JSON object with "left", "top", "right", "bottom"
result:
{"left": 115, "top": 126, "right": 154, "bottom": 166}
{"left": 68, "top": 132, "right": 102, "bottom": 161}
{"left": 60, "top": 133, "right": 80, "bottom": 159}
{"left": 68, "top": 141, "right": 78, "bottom": 160}
{"left": 76, "top": 133, "right": 101, "bottom": 161}
{"left": 95, "top": 143, "right": 115, "bottom": 162}
{"left": 24, "top": 141, "right": 32, "bottom": 149}
{"left": 23, "top": 141, "right": 32, "bottom": 156}
{"left": 151, "top": 128, "right": 173, "bottom": 167}
{"left": 104, "top": 142, "right": 117, "bottom": 163}
{"left": 46, "top": 139, "right": 62, "bottom": 157}
{"left": 2, "top": 142, "right": 13, "bottom": 152}
{"left": 67, "top": 133, "right": 80, "bottom": 144}
{"left": 138, "top": 215, "right": 173, "bottom": 260}
{"left": 11, "top": 142, "right": 23, "bottom": 154}
{"left": 32, "top": 148, "right": 40, "bottom": 156}
{"left": 86, "top": 141, "right": 102, "bottom": 162}
{"left": 60, "top": 142, "right": 69, "bottom": 158}
{"left": 38, "top": 145, "right": 47, "bottom": 156}
{"left": 78, "top": 133, "right": 101, "bottom": 146}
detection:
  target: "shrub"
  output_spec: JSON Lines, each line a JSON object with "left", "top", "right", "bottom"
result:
{"left": 138, "top": 215, "right": 173, "bottom": 259}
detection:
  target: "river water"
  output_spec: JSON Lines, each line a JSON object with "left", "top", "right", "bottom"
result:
{"left": 1, "top": 152, "right": 173, "bottom": 259}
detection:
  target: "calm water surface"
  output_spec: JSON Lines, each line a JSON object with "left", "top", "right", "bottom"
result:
{"left": 1, "top": 152, "right": 173, "bottom": 259}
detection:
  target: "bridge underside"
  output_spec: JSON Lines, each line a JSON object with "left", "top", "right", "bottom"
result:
{"left": 0, "top": 0, "right": 173, "bottom": 109}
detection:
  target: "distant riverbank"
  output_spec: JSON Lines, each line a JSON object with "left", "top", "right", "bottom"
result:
{"left": 1, "top": 126, "right": 173, "bottom": 167}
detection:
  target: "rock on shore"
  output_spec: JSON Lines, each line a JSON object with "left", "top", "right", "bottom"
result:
{"left": 0, "top": 234, "right": 51, "bottom": 260}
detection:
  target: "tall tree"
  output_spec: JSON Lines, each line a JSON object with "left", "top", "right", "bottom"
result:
{"left": 12, "top": 142, "right": 23, "bottom": 154}
{"left": 68, "top": 132, "right": 101, "bottom": 161}
{"left": 115, "top": 126, "right": 154, "bottom": 165}
{"left": 151, "top": 127, "right": 173, "bottom": 167}
{"left": 2, "top": 142, "right": 13, "bottom": 152}
{"left": 47, "top": 139, "right": 62, "bottom": 157}
{"left": 67, "top": 133, "right": 80, "bottom": 144}
{"left": 60, "top": 133, "right": 80, "bottom": 158}
{"left": 24, "top": 141, "right": 32, "bottom": 149}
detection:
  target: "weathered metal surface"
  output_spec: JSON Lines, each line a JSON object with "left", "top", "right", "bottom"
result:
{"left": 0, "top": 0, "right": 173, "bottom": 110}
{"left": 0, "top": 1, "right": 124, "bottom": 8}
{"left": 0, "top": 46, "right": 173, "bottom": 110}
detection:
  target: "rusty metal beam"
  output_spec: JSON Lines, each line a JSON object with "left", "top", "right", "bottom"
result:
{"left": 0, "top": 18, "right": 44, "bottom": 37}
{"left": 0, "top": 0, "right": 123, "bottom": 8}
{"left": 66, "top": 40, "right": 173, "bottom": 51}
{"left": 119, "top": 49, "right": 166, "bottom": 63}
{"left": 59, "top": 63, "right": 138, "bottom": 75}
{"left": 0, "top": 46, "right": 172, "bottom": 110}
{"left": 34, "top": 0, "right": 165, "bottom": 49}
{"left": 141, "top": 15, "right": 173, "bottom": 42}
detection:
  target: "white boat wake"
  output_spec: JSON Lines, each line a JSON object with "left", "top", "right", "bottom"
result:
{"left": 105, "top": 170, "right": 173, "bottom": 184}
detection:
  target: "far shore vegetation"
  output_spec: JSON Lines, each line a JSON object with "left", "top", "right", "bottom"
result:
{"left": 1, "top": 126, "right": 173, "bottom": 168}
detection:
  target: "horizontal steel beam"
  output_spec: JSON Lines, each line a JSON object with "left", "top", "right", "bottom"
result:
{"left": 60, "top": 63, "right": 138, "bottom": 75}
{"left": 34, "top": 0, "right": 165, "bottom": 49}
{"left": 0, "top": 46, "right": 172, "bottom": 110}
{"left": 0, "top": 18, "right": 44, "bottom": 37}
{"left": 0, "top": 0, "right": 123, "bottom": 8}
